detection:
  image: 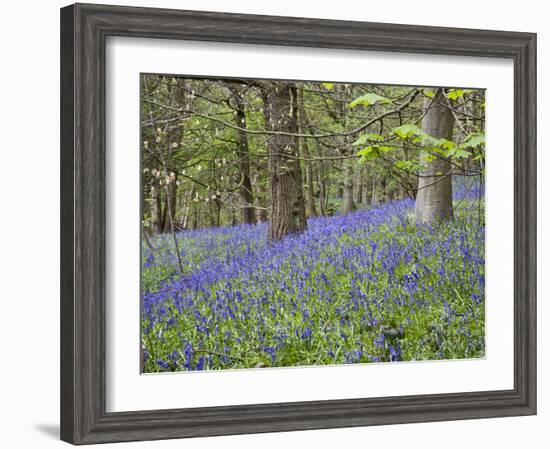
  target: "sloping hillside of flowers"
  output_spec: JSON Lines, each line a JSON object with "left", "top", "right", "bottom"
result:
{"left": 142, "top": 186, "right": 485, "bottom": 372}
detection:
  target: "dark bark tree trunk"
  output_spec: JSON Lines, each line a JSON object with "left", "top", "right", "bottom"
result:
{"left": 356, "top": 166, "right": 364, "bottom": 205}
{"left": 415, "top": 89, "right": 454, "bottom": 224}
{"left": 230, "top": 87, "right": 256, "bottom": 225}
{"left": 262, "top": 82, "right": 307, "bottom": 240}
{"left": 363, "top": 180, "right": 370, "bottom": 206}
{"left": 152, "top": 185, "right": 163, "bottom": 234}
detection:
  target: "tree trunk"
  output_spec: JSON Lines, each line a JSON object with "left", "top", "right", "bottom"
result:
{"left": 263, "top": 82, "right": 307, "bottom": 240}
{"left": 297, "top": 88, "right": 318, "bottom": 218}
{"left": 162, "top": 174, "right": 177, "bottom": 233}
{"left": 341, "top": 157, "right": 355, "bottom": 213}
{"left": 356, "top": 167, "right": 363, "bottom": 205}
{"left": 382, "top": 176, "right": 391, "bottom": 203}
{"left": 338, "top": 84, "right": 355, "bottom": 215}
{"left": 362, "top": 167, "right": 371, "bottom": 206}
{"left": 254, "top": 167, "right": 269, "bottom": 222}
{"left": 181, "top": 187, "right": 193, "bottom": 230}
{"left": 230, "top": 88, "right": 256, "bottom": 225}
{"left": 415, "top": 89, "right": 454, "bottom": 224}
{"left": 317, "top": 159, "right": 327, "bottom": 216}
{"left": 152, "top": 185, "right": 163, "bottom": 234}
{"left": 371, "top": 177, "right": 378, "bottom": 206}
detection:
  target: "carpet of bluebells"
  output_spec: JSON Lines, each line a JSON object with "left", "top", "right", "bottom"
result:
{"left": 142, "top": 184, "right": 485, "bottom": 372}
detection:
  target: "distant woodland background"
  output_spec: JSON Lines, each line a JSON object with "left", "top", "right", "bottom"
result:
{"left": 140, "top": 76, "right": 485, "bottom": 241}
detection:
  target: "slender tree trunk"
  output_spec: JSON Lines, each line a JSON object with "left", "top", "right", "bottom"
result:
{"left": 363, "top": 185, "right": 370, "bottom": 206}
{"left": 262, "top": 82, "right": 307, "bottom": 240}
{"left": 337, "top": 184, "right": 344, "bottom": 199}
{"left": 356, "top": 167, "right": 363, "bottom": 205}
{"left": 152, "top": 185, "right": 163, "bottom": 234}
{"left": 361, "top": 164, "right": 371, "bottom": 206}
{"left": 290, "top": 86, "right": 307, "bottom": 228}
{"left": 342, "top": 157, "right": 355, "bottom": 213}
{"left": 317, "top": 160, "right": 327, "bottom": 216}
{"left": 338, "top": 84, "right": 355, "bottom": 214}
{"left": 230, "top": 88, "right": 256, "bottom": 225}
{"left": 362, "top": 167, "right": 371, "bottom": 206}
{"left": 415, "top": 89, "right": 454, "bottom": 224}
{"left": 192, "top": 207, "right": 199, "bottom": 230}
{"left": 181, "top": 187, "right": 193, "bottom": 230}
{"left": 254, "top": 168, "right": 269, "bottom": 222}
{"left": 371, "top": 177, "right": 378, "bottom": 206}
{"left": 297, "top": 89, "right": 318, "bottom": 218}
{"left": 215, "top": 199, "right": 222, "bottom": 227}
{"left": 382, "top": 176, "right": 391, "bottom": 203}
{"left": 207, "top": 198, "right": 215, "bottom": 227}
{"left": 162, "top": 174, "right": 177, "bottom": 233}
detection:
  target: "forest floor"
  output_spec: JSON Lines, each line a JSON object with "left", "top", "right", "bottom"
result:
{"left": 141, "top": 191, "right": 485, "bottom": 372}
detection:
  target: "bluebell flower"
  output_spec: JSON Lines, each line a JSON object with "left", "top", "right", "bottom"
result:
{"left": 156, "top": 359, "right": 169, "bottom": 369}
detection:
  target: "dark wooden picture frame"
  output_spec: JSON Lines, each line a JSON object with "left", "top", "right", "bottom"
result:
{"left": 60, "top": 3, "right": 537, "bottom": 444}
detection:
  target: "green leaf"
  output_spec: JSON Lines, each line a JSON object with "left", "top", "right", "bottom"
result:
{"left": 460, "top": 132, "right": 485, "bottom": 149}
{"left": 443, "top": 146, "right": 470, "bottom": 159}
{"left": 395, "top": 160, "right": 421, "bottom": 172}
{"left": 357, "top": 143, "right": 395, "bottom": 161}
{"left": 446, "top": 89, "right": 464, "bottom": 100}
{"left": 423, "top": 153, "right": 437, "bottom": 162}
{"left": 357, "top": 146, "right": 380, "bottom": 161}
{"left": 394, "top": 125, "right": 457, "bottom": 156}
{"left": 453, "top": 148, "right": 472, "bottom": 158}
{"left": 353, "top": 134, "right": 368, "bottom": 146}
{"left": 395, "top": 160, "right": 408, "bottom": 169}
{"left": 422, "top": 89, "right": 435, "bottom": 98}
{"left": 446, "top": 88, "right": 473, "bottom": 101}
{"left": 366, "top": 133, "right": 384, "bottom": 141}
{"left": 444, "top": 147, "right": 456, "bottom": 157}
{"left": 322, "top": 82, "right": 334, "bottom": 90}
{"left": 416, "top": 133, "right": 440, "bottom": 146}
{"left": 436, "top": 138, "right": 456, "bottom": 150}
{"left": 352, "top": 133, "right": 384, "bottom": 146}
{"left": 349, "top": 93, "right": 391, "bottom": 108}
{"left": 392, "top": 124, "right": 424, "bottom": 139}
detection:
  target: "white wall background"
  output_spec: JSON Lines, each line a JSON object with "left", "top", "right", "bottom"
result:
{"left": 0, "top": 1, "right": 546, "bottom": 448}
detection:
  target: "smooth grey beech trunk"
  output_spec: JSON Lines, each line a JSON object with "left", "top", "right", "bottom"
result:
{"left": 415, "top": 89, "right": 454, "bottom": 224}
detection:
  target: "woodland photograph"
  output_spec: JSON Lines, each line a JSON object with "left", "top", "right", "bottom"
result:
{"left": 140, "top": 75, "right": 485, "bottom": 373}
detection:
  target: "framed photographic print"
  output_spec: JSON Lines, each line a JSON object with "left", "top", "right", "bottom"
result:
{"left": 60, "top": 3, "right": 537, "bottom": 444}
